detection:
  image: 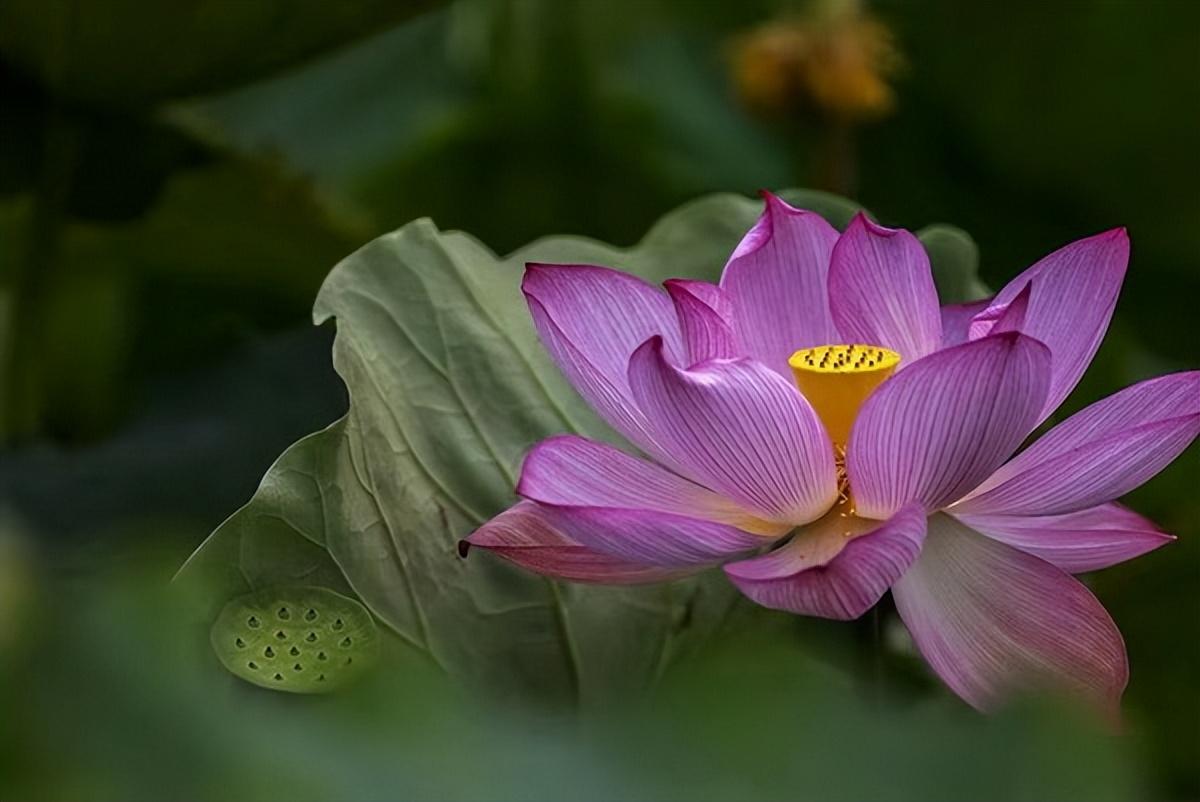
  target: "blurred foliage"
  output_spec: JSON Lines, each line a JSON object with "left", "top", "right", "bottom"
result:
{"left": 0, "top": 156, "right": 358, "bottom": 438}
{"left": 864, "top": 0, "right": 1200, "bottom": 366}
{"left": 0, "top": 544, "right": 1146, "bottom": 801}
{"left": 0, "top": 0, "right": 1197, "bottom": 798}
{"left": 172, "top": 1, "right": 791, "bottom": 252}
{"left": 0, "top": 0, "right": 440, "bottom": 105}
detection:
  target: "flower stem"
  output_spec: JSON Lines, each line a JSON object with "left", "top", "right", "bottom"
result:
{"left": 815, "top": 118, "right": 857, "bottom": 197}
{"left": 856, "top": 600, "right": 888, "bottom": 711}
{"left": 870, "top": 604, "right": 884, "bottom": 709}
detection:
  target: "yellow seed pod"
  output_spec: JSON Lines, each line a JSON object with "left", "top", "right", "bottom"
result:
{"left": 789, "top": 344, "right": 900, "bottom": 448}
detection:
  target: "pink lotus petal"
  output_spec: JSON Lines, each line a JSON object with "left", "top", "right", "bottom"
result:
{"left": 969, "top": 229, "right": 1129, "bottom": 424}
{"left": 954, "top": 371, "right": 1200, "bottom": 516}
{"left": 536, "top": 504, "right": 767, "bottom": 568}
{"left": 940, "top": 299, "right": 991, "bottom": 347}
{"left": 665, "top": 279, "right": 739, "bottom": 364}
{"left": 627, "top": 337, "right": 838, "bottom": 526}
{"left": 829, "top": 213, "right": 943, "bottom": 364}
{"left": 954, "top": 503, "right": 1175, "bottom": 573}
{"left": 517, "top": 434, "right": 788, "bottom": 536}
{"left": 724, "top": 503, "right": 926, "bottom": 620}
{"left": 523, "top": 264, "right": 686, "bottom": 459}
{"left": 464, "top": 501, "right": 692, "bottom": 584}
{"left": 893, "top": 514, "right": 1128, "bottom": 714}
{"left": 956, "top": 418, "right": 1199, "bottom": 517}
{"left": 719, "top": 193, "right": 841, "bottom": 377}
{"left": 847, "top": 332, "right": 1051, "bottom": 518}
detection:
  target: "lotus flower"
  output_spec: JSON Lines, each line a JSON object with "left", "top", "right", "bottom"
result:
{"left": 465, "top": 193, "right": 1199, "bottom": 713}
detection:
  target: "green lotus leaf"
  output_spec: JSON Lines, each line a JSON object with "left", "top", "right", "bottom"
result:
{"left": 918, "top": 224, "right": 991, "bottom": 304}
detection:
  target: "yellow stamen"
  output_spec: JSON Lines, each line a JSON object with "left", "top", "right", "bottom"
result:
{"left": 788, "top": 344, "right": 899, "bottom": 448}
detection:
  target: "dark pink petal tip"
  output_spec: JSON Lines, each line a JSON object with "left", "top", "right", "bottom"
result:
{"left": 465, "top": 501, "right": 693, "bottom": 585}
{"left": 846, "top": 210, "right": 904, "bottom": 237}
{"left": 956, "top": 502, "right": 1176, "bottom": 574}
{"left": 664, "top": 279, "right": 739, "bottom": 364}
{"left": 985, "top": 283, "right": 1032, "bottom": 335}
{"left": 522, "top": 261, "right": 606, "bottom": 291}
{"left": 973, "top": 228, "right": 1129, "bottom": 423}
{"left": 634, "top": 333, "right": 666, "bottom": 360}
{"left": 732, "top": 191, "right": 820, "bottom": 263}
{"left": 521, "top": 261, "right": 556, "bottom": 289}
{"left": 758, "top": 189, "right": 807, "bottom": 214}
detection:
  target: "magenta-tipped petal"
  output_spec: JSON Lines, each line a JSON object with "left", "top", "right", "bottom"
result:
{"left": 724, "top": 504, "right": 926, "bottom": 620}
{"left": 718, "top": 193, "right": 841, "bottom": 377}
{"left": 465, "top": 502, "right": 693, "bottom": 584}
{"left": 940, "top": 299, "right": 991, "bottom": 347}
{"left": 627, "top": 337, "right": 838, "bottom": 526}
{"left": 968, "top": 229, "right": 1129, "bottom": 424}
{"left": 665, "top": 279, "right": 739, "bottom": 364}
{"left": 893, "top": 514, "right": 1128, "bottom": 714}
{"left": 829, "top": 213, "right": 943, "bottom": 364}
{"left": 955, "top": 503, "right": 1175, "bottom": 573}
{"left": 955, "top": 371, "right": 1200, "bottom": 516}
{"left": 847, "top": 333, "right": 1051, "bottom": 519}
{"left": 517, "top": 434, "right": 787, "bottom": 535}
{"left": 523, "top": 263, "right": 686, "bottom": 459}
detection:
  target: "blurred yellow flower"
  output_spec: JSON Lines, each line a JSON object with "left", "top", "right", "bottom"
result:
{"left": 731, "top": 0, "right": 901, "bottom": 122}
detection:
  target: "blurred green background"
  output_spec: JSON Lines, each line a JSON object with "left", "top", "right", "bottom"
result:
{"left": 1, "top": 0, "right": 1197, "bottom": 800}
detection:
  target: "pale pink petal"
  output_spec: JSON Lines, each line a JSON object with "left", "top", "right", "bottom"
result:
{"left": 829, "top": 213, "right": 943, "bottom": 364}
{"left": 665, "top": 279, "right": 739, "bottom": 364}
{"left": 955, "top": 504, "right": 1174, "bottom": 573}
{"left": 724, "top": 504, "right": 926, "bottom": 620}
{"left": 719, "top": 193, "right": 841, "bottom": 377}
{"left": 628, "top": 337, "right": 838, "bottom": 526}
{"left": 954, "top": 371, "right": 1200, "bottom": 516}
{"left": 517, "top": 434, "right": 787, "bottom": 536}
{"left": 892, "top": 514, "right": 1128, "bottom": 714}
{"left": 523, "top": 264, "right": 685, "bottom": 458}
{"left": 847, "top": 333, "right": 1051, "bottom": 519}
{"left": 968, "top": 229, "right": 1129, "bottom": 423}
{"left": 464, "top": 501, "right": 691, "bottom": 584}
